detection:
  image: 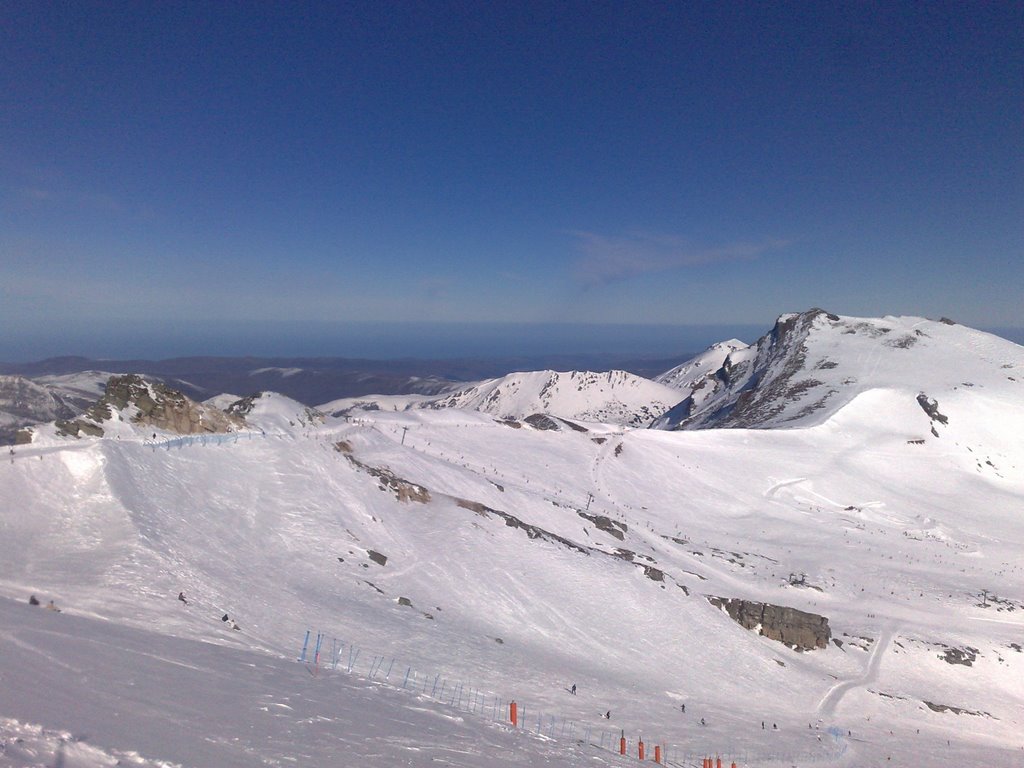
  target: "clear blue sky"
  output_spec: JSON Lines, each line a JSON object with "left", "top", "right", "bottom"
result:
{"left": 2, "top": 1, "right": 1021, "bottom": 360}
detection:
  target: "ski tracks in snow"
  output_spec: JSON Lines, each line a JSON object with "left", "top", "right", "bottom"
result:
{"left": 817, "top": 624, "right": 895, "bottom": 717}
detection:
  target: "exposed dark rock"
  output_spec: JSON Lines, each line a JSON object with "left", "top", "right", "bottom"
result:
{"left": 938, "top": 646, "right": 978, "bottom": 666}
{"left": 578, "top": 511, "right": 628, "bottom": 541}
{"left": 923, "top": 701, "right": 993, "bottom": 718}
{"left": 708, "top": 596, "right": 831, "bottom": 651}
{"left": 524, "top": 413, "right": 561, "bottom": 431}
{"left": 643, "top": 565, "right": 665, "bottom": 582}
{"left": 345, "top": 455, "right": 431, "bottom": 503}
{"left": 367, "top": 550, "right": 388, "bottom": 566}
{"left": 916, "top": 394, "right": 949, "bottom": 425}
{"left": 14, "top": 428, "right": 33, "bottom": 445}
{"left": 557, "top": 418, "right": 588, "bottom": 433}
{"left": 398, "top": 596, "right": 413, "bottom": 607}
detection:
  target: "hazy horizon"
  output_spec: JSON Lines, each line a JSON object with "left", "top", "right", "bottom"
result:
{"left": 2, "top": 319, "right": 1023, "bottom": 367}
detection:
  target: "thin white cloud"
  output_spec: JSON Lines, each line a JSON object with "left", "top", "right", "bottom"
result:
{"left": 570, "top": 231, "right": 790, "bottom": 286}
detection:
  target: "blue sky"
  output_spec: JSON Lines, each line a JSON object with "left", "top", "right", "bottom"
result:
{"left": 1, "top": 1, "right": 1021, "bottom": 361}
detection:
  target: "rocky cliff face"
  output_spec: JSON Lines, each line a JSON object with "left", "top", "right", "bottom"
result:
{"left": 57, "top": 375, "right": 243, "bottom": 438}
{"left": 0, "top": 375, "right": 82, "bottom": 444}
{"left": 708, "top": 596, "right": 831, "bottom": 651}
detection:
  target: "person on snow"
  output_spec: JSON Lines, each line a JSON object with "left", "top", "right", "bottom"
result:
{"left": 46, "top": 600, "right": 60, "bottom": 612}
{"left": 28, "top": 595, "right": 40, "bottom": 606}
{"left": 571, "top": 684, "right": 576, "bottom": 695}
{"left": 178, "top": 592, "right": 188, "bottom": 604}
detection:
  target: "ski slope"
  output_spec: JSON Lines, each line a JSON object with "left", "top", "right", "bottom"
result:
{"left": 1, "top": 314, "right": 1023, "bottom": 767}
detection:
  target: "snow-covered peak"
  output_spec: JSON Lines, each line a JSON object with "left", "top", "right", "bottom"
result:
{"left": 656, "top": 308, "right": 1024, "bottom": 430}
{"left": 424, "top": 369, "right": 680, "bottom": 427}
{"left": 655, "top": 339, "right": 747, "bottom": 391}
{"left": 226, "top": 391, "right": 324, "bottom": 434}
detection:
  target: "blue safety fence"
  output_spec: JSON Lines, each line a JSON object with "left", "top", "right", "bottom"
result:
{"left": 146, "top": 431, "right": 266, "bottom": 450}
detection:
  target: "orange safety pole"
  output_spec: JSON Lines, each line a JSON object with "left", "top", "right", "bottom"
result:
{"left": 638, "top": 739, "right": 645, "bottom": 760}
{"left": 619, "top": 731, "right": 626, "bottom": 755}
{"left": 716, "top": 758, "right": 722, "bottom": 768}
{"left": 732, "top": 763, "right": 737, "bottom": 768}
{"left": 509, "top": 700, "right": 517, "bottom": 727}
{"left": 654, "top": 744, "right": 661, "bottom": 764}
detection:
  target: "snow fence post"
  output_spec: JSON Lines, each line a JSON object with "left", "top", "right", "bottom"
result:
{"left": 638, "top": 738, "right": 645, "bottom": 761}
{"left": 313, "top": 632, "right": 323, "bottom": 668}
{"left": 510, "top": 700, "right": 518, "bottom": 727}
{"left": 654, "top": 744, "right": 661, "bottom": 764}
{"left": 620, "top": 731, "right": 626, "bottom": 756}
{"left": 298, "top": 630, "right": 310, "bottom": 662}
{"left": 402, "top": 667, "right": 411, "bottom": 688}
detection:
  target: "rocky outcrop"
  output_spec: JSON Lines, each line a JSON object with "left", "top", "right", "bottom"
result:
{"left": 101, "top": 375, "right": 243, "bottom": 433}
{"left": 58, "top": 375, "right": 243, "bottom": 438}
{"left": 708, "top": 596, "right": 831, "bottom": 651}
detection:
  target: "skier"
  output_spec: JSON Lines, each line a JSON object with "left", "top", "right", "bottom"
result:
{"left": 28, "top": 595, "right": 39, "bottom": 606}
{"left": 46, "top": 600, "right": 60, "bottom": 612}
{"left": 681, "top": 704, "right": 685, "bottom": 713}
{"left": 700, "top": 717, "right": 706, "bottom": 726}
{"left": 571, "top": 684, "right": 576, "bottom": 695}
{"left": 605, "top": 711, "right": 611, "bottom": 719}
{"left": 178, "top": 591, "right": 188, "bottom": 604}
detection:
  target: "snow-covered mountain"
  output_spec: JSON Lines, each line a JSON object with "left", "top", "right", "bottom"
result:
{"left": 322, "top": 369, "right": 682, "bottom": 428}
{"left": 422, "top": 369, "right": 681, "bottom": 427}
{"left": 652, "top": 309, "right": 1024, "bottom": 432}
{"left": 1, "top": 310, "right": 1023, "bottom": 767}
{"left": 0, "top": 371, "right": 111, "bottom": 444}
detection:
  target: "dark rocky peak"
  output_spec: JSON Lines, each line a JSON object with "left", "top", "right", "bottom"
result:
{"left": 680, "top": 309, "right": 840, "bottom": 429}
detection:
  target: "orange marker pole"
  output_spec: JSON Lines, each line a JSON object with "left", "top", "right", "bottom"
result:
{"left": 638, "top": 739, "right": 645, "bottom": 760}
{"left": 654, "top": 744, "right": 661, "bottom": 763}
{"left": 619, "top": 731, "right": 626, "bottom": 755}
{"left": 510, "top": 700, "right": 517, "bottom": 727}
{"left": 716, "top": 757, "right": 722, "bottom": 768}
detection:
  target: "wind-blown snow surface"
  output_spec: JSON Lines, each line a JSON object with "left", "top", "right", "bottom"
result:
{"left": 2, "top": 317, "right": 1024, "bottom": 767}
